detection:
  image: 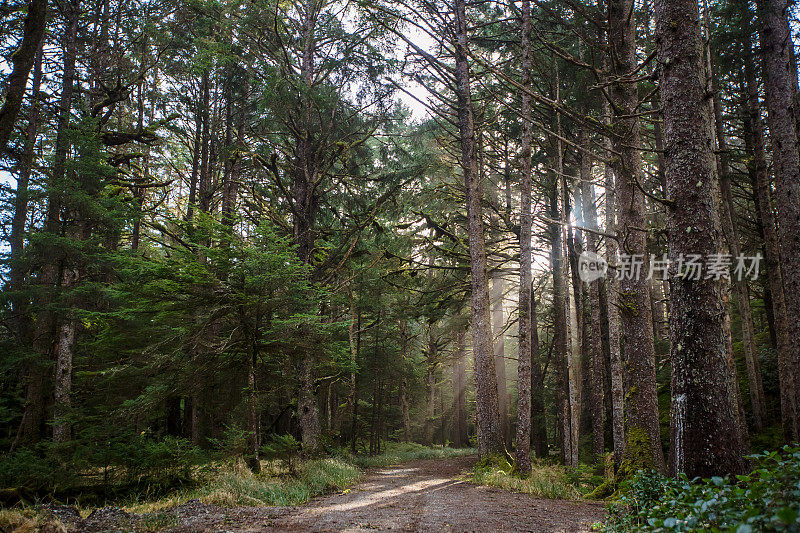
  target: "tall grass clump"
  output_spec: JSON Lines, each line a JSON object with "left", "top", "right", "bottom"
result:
{"left": 146, "top": 457, "right": 360, "bottom": 509}
{"left": 472, "top": 455, "right": 582, "bottom": 500}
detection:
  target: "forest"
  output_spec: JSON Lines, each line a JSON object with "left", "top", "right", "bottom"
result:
{"left": 1, "top": 0, "right": 800, "bottom": 530}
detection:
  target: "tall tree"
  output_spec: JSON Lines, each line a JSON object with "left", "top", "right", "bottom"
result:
{"left": 758, "top": 0, "right": 800, "bottom": 440}
{"left": 453, "top": 0, "right": 503, "bottom": 456}
{"left": 514, "top": 0, "right": 534, "bottom": 475}
{"left": 607, "top": 0, "right": 665, "bottom": 473}
{"left": 654, "top": 0, "right": 748, "bottom": 477}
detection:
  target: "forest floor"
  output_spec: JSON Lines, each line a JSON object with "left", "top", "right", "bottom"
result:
{"left": 47, "top": 455, "right": 606, "bottom": 532}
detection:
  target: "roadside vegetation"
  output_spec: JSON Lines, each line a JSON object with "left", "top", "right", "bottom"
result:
{"left": 601, "top": 446, "right": 800, "bottom": 532}
{"left": 0, "top": 442, "right": 472, "bottom": 531}
{"left": 470, "top": 454, "right": 607, "bottom": 501}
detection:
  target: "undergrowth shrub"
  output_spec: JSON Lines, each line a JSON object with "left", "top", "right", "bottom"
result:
{"left": 0, "top": 435, "right": 206, "bottom": 503}
{"left": 602, "top": 445, "right": 800, "bottom": 532}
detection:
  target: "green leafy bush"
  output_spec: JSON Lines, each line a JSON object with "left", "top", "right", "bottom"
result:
{"left": 602, "top": 445, "right": 800, "bottom": 532}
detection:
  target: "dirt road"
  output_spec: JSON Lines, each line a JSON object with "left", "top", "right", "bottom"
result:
{"left": 264, "top": 455, "right": 606, "bottom": 532}
{"left": 70, "top": 456, "right": 606, "bottom": 532}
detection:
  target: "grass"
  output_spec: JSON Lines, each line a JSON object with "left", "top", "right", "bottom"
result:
{"left": 127, "top": 442, "right": 472, "bottom": 513}
{"left": 335, "top": 441, "right": 476, "bottom": 469}
{"left": 0, "top": 508, "right": 67, "bottom": 533}
{"left": 471, "top": 454, "right": 584, "bottom": 500}
{"left": 187, "top": 457, "right": 360, "bottom": 508}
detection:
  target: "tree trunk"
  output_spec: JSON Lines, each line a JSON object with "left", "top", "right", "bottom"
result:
{"left": 246, "top": 341, "right": 261, "bottom": 473}
{"left": 723, "top": 151, "right": 767, "bottom": 433}
{"left": 579, "top": 142, "right": 605, "bottom": 463}
{"left": 222, "top": 76, "right": 247, "bottom": 228}
{"left": 491, "top": 275, "right": 509, "bottom": 447}
{"left": 603, "top": 98, "right": 625, "bottom": 468}
{"left": 514, "top": 0, "right": 533, "bottom": 474}
{"left": 608, "top": 0, "right": 665, "bottom": 473}
{"left": 9, "top": 41, "right": 45, "bottom": 451}
{"left": 186, "top": 97, "right": 202, "bottom": 221}
{"left": 349, "top": 299, "right": 361, "bottom": 454}
{"left": 9, "top": 36, "right": 44, "bottom": 312}
{"left": 197, "top": 69, "right": 212, "bottom": 215}
{"left": 45, "top": 0, "right": 80, "bottom": 445}
{"left": 759, "top": 0, "right": 800, "bottom": 440}
{"left": 654, "top": 0, "right": 748, "bottom": 476}
{"left": 743, "top": 44, "right": 790, "bottom": 433}
{"left": 53, "top": 266, "right": 78, "bottom": 444}
{"left": 453, "top": 328, "right": 468, "bottom": 448}
{"left": 700, "top": 0, "right": 764, "bottom": 434}
{"left": 0, "top": 0, "right": 47, "bottom": 152}
{"left": 399, "top": 319, "right": 412, "bottom": 442}
{"left": 425, "top": 322, "right": 437, "bottom": 444}
{"left": 294, "top": 0, "right": 322, "bottom": 454}
{"left": 549, "top": 172, "right": 572, "bottom": 466}
{"left": 530, "top": 288, "right": 547, "bottom": 458}
{"left": 453, "top": 0, "right": 502, "bottom": 456}
{"left": 565, "top": 220, "right": 581, "bottom": 468}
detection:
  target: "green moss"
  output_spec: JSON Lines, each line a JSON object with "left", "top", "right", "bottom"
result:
{"left": 475, "top": 453, "right": 512, "bottom": 474}
{"left": 618, "top": 426, "right": 656, "bottom": 480}
{"left": 585, "top": 480, "right": 615, "bottom": 500}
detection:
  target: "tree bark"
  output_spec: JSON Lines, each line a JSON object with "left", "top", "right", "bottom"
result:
{"left": 453, "top": 0, "right": 502, "bottom": 456}
{"left": 0, "top": 0, "right": 47, "bottom": 152}
{"left": 186, "top": 95, "right": 202, "bottom": 221}
{"left": 425, "top": 322, "right": 437, "bottom": 444}
{"left": 603, "top": 98, "right": 624, "bottom": 468}
{"left": 759, "top": 0, "right": 800, "bottom": 440}
{"left": 548, "top": 170, "right": 572, "bottom": 466}
{"left": 608, "top": 0, "right": 665, "bottom": 473}
{"left": 246, "top": 340, "right": 261, "bottom": 473}
{"left": 197, "top": 69, "right": 212, "bottom": 215}
{"left": 700, "top": 0, "right": 764, "bottom": 434}
{"left": 579, "top": 141, "right": 605, "bottom": 463}
{"left": 514, "top": 0, "right": 533, "bottom": 474}
{"left": 722, "top": 142, "right": 767, "bottom": 433}
{"left": 654, "top": 0, "right": 748, "bottom": 476}
{"left": 349, "top": 295, "right": 361, "bottom": 453}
